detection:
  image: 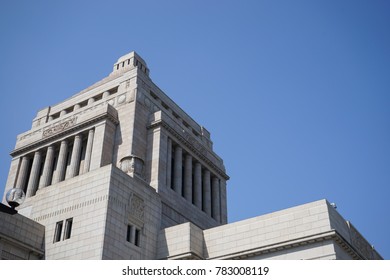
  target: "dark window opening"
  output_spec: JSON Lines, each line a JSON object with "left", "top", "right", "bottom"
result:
{"left": 54, "top": 221, "right": 63, "bottom": 243}
{"left": 94, "top": 93, "right": 103, "bottom": 102}
{"left": 135, "top": 229, "right": 141, "bottom": 247}
{"left": 181, "top": 158, "right": 185, "bottom": 197}
{"left": 171, "top": 150, "right": 175, "bottom": 189}
{"left": 127, "top": 224, "right": 141, "bottom": 247}
{"left": 64, "top": 218, "right": 73, "bottom": 240}
{"left": 126, "top": 225, "right": 132, "bottom": 242}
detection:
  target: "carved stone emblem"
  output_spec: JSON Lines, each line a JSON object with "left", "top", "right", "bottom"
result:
{"left": 43, "top": 117, "right": 77, "bottom": 138}
{"left": 130, "top": 194, "right": 144, "bottom": 221}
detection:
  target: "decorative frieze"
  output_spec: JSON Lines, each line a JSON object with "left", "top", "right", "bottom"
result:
{"left": 42, "top": 117, "right": 77, "bottom": 138}
{"left": 11, "top": 104, "right": 118, "bottom": 157}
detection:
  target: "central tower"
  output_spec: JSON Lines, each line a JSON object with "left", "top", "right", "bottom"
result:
{"left": 2, "top": 51, "right": 229, "bottom": 259}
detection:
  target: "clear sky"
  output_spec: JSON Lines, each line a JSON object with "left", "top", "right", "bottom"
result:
{"left": 1, "top": 0, "right": 389, "bottom": 259}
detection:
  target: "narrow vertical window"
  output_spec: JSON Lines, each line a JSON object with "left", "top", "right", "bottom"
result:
{"left": 171, "top": 152, "right": 175, "bottom": 189}
{"left": 135, "top": 228, "right": 141, "bottom": 247}
{"left": 181, "top": 158, "right": 185, "bottom": 197}
{"left": 126, "top": 225, "right": 132, "bottom": 242}
{"left": 64, "top": 218, "right": 73, "bottom": 240}
{"left": 192, "top": 171, "right": 195, "bottom": 205}
{"left": 54, "top": 221, "right": 63, "bottom": 243}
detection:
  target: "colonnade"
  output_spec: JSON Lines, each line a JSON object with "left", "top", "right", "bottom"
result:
{"left": 167, "top": 138, "right": 222, "bottom": 222}
{"left": 16, "top": 129, "right": 95, "bottom": 198}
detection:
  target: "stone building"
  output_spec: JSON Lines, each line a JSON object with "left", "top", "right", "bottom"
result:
{"left": 1, "top": 51, "right": 382, "bottom": 260}
{"left": 0, "top": 203, "right": 44, "bottom": 260}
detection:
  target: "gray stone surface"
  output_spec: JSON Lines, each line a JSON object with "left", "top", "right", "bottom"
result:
{"left": 1, "top": 51, "right": 381, "bottom": 260}
{"left": 0, "top": 203, "right": 45, "bottom": 260}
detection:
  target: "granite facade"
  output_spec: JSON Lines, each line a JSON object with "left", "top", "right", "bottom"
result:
{"left": 1, "top": 51, "right": 382, "bottom": 260}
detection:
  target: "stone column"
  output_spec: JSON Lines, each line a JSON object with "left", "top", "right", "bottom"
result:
{"left": 38, "top": 146, "right": 55, "bottom": 189}
{"left": 16, "top": 156, "right": 30, "bottom": 191}
{"left": 183, "top": 154, "right": 193, "bottom": 202}
{"left": 130, "top": 225, "right": 136, "bottom": 244}
{"left": 193, "top": 162, "right": 202, "bottom": 208}
{"left": 26, "top": 151, "right": 42, "bottom": 197}
{"left": 67, "top": 134, "right": 83, "bottom": 178}
{"left": 52, "top": 140, "right": 68, "bottom": 184}
{"left": 166, "top": 138, "right": 172, "bottom": 188}
{"left": 82, "top": 129, "right": 95, "bottom": 174}
{"left": 202, "top": 169, "right": 211, "bottom": 215}
{"left": 212, "top": 176, "right": 221, "bottom": 222}
{"left": 173, "top": 145, "right": 182, "bottom": 195}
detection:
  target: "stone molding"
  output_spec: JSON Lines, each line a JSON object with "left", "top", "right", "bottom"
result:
{"left": 345, "top": 221, "right": 382, "bottom": 260}
{"left": 0, "top": 250, "right": 24, "bottom": 260}
{"left": 207, "top": 229, "right": 381, "bottom": 260}
{"left": 33, "top": 194, "right": 109, "bottom": 222}
{"left": 11, "top": 104, "right": 119, "bottom": 157}
{"left": 0, "top": 231, "right": 45, "bottom": 257}
{"left": 19, "top": 85, "right": 135, "bottom": 142}
{"left": 148, "top": 117, "right": 229, "bottom": 180}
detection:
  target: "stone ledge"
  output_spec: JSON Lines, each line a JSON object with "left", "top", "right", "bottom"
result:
{"left": 11, "top": 104, "right": 118, "bottom": 156}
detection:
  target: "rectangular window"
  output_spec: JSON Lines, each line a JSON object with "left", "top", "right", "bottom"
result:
{"left": 171, "top": 153, "right": 175, "bottom": 189}
{"left": 126, "top": 224, "right": 141, "bottom": 247}
{"left": 64, "top": 218, "right": 73, "bottom": 240}
{"left": 126, "top": 225, "right": 133, "bottom": 243}
{"left": 53, "top": 221, "right": 63, "bottom": 243}
{"left": 135, "top": 228, "right": 141, "bottom": 247}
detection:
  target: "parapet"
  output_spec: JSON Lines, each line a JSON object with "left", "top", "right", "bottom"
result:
{"left": 112, "top": 51, "right": 149, "bottom": 76}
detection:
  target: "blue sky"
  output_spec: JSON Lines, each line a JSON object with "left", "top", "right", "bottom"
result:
{"left": 1, "top": 0, "right": 389, "bottom": 259}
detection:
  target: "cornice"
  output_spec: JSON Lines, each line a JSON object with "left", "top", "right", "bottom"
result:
{"left": 212, "top": 230, "right": 338, "bottom": 260}
{"left": 148, "top": 119, "right": 229, "bottom": 180}
{"left": 210, "top": 229, "right": 380, "bottom": 260}
{"left": 11, "top": 105, "right": 118, "bottom": 157}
